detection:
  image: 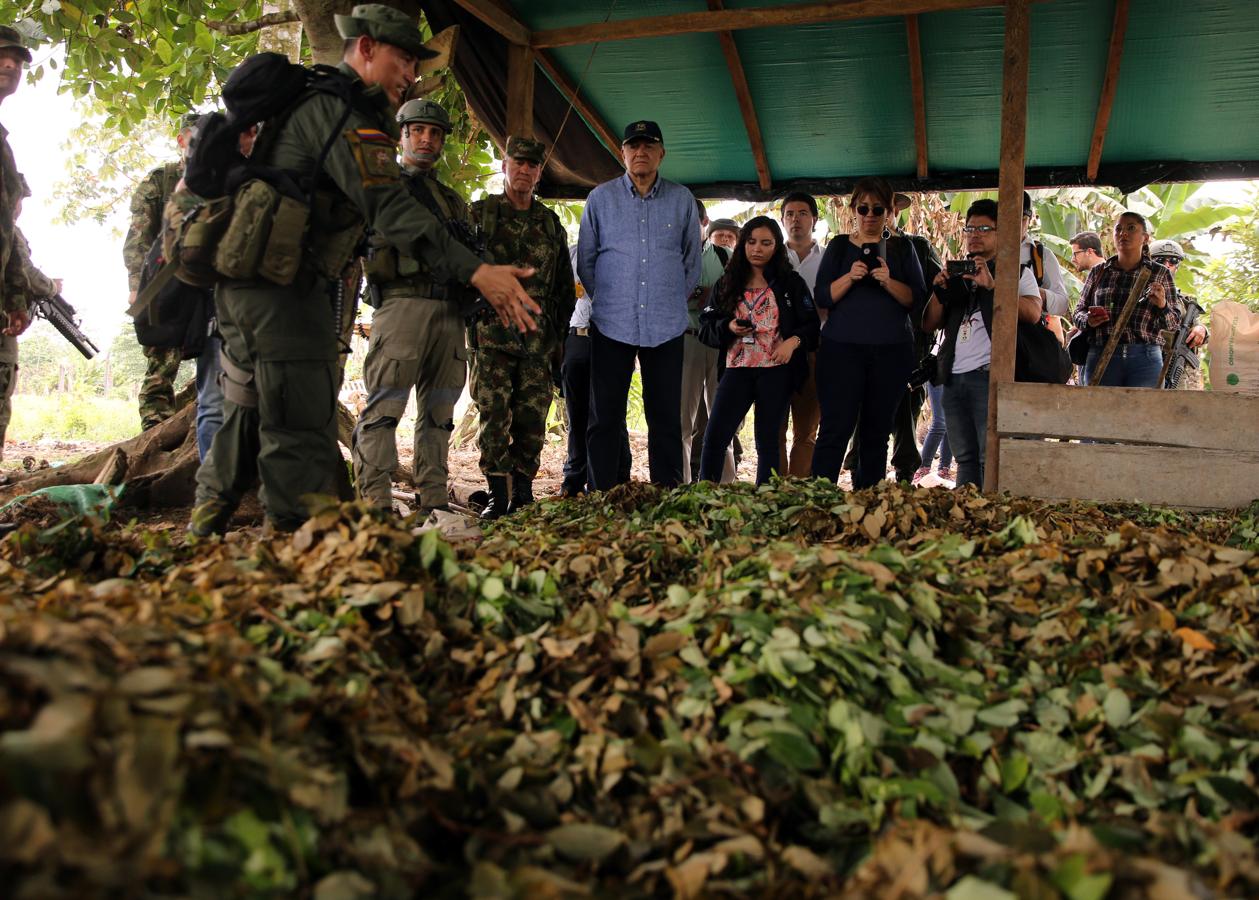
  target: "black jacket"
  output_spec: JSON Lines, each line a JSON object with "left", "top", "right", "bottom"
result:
{"left": 931, "top": 272, "right": 994, "bottom": 386}
{"left": 698, "top": 269, "right": 821, "bottom": 391}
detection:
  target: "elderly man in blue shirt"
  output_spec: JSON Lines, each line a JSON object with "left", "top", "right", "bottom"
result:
{"left": 577, "top": 120, "right": 702, "bottom": 489}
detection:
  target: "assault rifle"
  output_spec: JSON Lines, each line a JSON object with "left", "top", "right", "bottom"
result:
{"left": 30, "top": 294, "right": 100, "bottom": 360}
{"left": 1158, "top": 296, "right": 1204, "bottom": 389}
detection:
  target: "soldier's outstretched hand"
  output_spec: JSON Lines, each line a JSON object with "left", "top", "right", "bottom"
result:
{"left": 472, "top": 264, "right": 541, "bottom": 332}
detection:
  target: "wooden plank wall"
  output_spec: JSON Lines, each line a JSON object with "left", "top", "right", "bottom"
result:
{"left": 996, "top": 382, "right": 1259, "bottom": 509}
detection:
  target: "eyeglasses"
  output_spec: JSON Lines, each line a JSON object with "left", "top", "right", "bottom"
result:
{"left": 961, "top": 225, "right": 996, "bottom": 234}
{"left": 855, "top": 205, "right": 886, "bottom": 217}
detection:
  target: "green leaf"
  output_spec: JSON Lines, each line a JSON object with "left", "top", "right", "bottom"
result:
{"left": 153, "top": 37, "right": 172, "bottom": 64}
{"left": 761, "top": 729, "right": 822, "bottom": 772}
{"left": 1102, "top": 687, "right": 1131, "bottom": 728}
{"left": 1001, "top": 752, "right": 1030, "bottom": 793}
{"left": 545, "top": 823, "right": 626, "bottom": 862}
{"left": 945, "top": 875, "right": 1017, "bottom": 900}
{"left": 977, "top": 699, "right": 1028, "bottom": 728}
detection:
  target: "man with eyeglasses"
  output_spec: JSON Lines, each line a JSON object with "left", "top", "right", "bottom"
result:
{"left": 922, "top": 199, "right": 1043, "bottom": 488}
{"left": 1021, "top": 191, "right": 1070, "bottom": 316}
{"left": 1149, "top": 239, "right": 1208, "bottom": 390}
{"left": 1069, "top": 232, "right": 1106, "bottom": 272}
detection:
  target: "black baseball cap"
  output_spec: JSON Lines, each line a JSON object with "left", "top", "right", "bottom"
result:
{"left": 622, "top": 120, "right": 663, "bottom": 144}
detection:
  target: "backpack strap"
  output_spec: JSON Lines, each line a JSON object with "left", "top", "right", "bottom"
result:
{"left": 713, "top": 244, "right": 730, "bottom": 267}
{"left": 1030, "top": 240, "right": 1045, "bottom": 287}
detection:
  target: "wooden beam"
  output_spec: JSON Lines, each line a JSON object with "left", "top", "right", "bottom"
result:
{"left": 506, "top": 43, "right": 536, "bottom": 138}
{"left": 709, "top": 0, "right": 772, "bottom": 191}
{"left": 905, "top": 14, "right": 929, "bottom": 179}
{"left": 1086, "top": 0, "right": 1131, "bottom": 181}
{"left": 532, "top": 0, "right": 1047, "bottom": 49}
{"left": 995, "top": 381, "right": 1259, "bottom": 453}
{"left": 534, "top": 51, "right": 623, "bottom": 163}
{"left": 998, "top": 441, "right": 1259, "bottom": 510}
{"left": 984, "top": 0, "right": 1029, "bottom": 494}
{"left": 450, "top": 0, "right": 531, "bottom": 46}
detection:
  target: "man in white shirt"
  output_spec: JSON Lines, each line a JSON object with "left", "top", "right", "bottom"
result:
{"left": 1021, "top": 191, "right": 1070, "bottom": 317}
{"left": 777, "top": 192, "right": 823, "bottom": 476}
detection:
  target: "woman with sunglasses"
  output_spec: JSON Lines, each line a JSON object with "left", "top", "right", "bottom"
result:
{"left": 1070, "top": 211, "right": 1180, "bottom": 387}
{"left": 697, "top": 217, "right": 819, "bottom": 484}
{"left": 810, "top": 177, "right": 926, "bottom": 488}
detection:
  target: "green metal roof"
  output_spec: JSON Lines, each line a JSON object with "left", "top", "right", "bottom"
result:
{"left": 428, "top": 0, "right": 1259, "bottom": 198}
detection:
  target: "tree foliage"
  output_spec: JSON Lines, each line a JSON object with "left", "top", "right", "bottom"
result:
{"left": 3, "top": 1, "right": 496, "bottom": 216}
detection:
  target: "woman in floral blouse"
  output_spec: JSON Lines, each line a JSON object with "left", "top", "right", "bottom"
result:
{"left": 698, "top": 216, "right": 819, "bottom": 484}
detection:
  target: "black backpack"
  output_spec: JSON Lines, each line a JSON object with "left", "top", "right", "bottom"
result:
{"left": 133, "top": 236, "right": 213, "bottom": 359}
{"left": 184, "top": 53, "right": 354, "bottom": 201}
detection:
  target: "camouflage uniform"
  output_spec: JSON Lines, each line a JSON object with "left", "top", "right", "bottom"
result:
{"left": 469, "top": 181, "right": 574, "bottom": 480}
{"left": 352, "top": 164, "right": 471, "bottom": 511}
{"left": 193, "top": 6, "right": 485, "bottom": 535}
{"left": 123, "top": 160, "right": 184, "bottom": 429}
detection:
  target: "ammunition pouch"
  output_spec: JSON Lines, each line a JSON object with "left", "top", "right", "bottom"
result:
{"left": 215, "top": 179, "right": 310, "bottom": 286}
{"left": 164, "top": 193, "right": 232, "bottom": 289}
{"left": 218, "top": 348, "right": 259, "bottom": 409}
{"left": 362, "top": 237, "right": 399, "bottom": 284}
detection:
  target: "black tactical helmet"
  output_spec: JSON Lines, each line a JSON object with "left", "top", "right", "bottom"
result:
{"left": 396, "top": 99, "right": 451, "bottom": 134}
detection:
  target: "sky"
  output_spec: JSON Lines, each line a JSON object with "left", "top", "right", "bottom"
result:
{"left": 5, "top": 50, "right": 141, "bottom": 348}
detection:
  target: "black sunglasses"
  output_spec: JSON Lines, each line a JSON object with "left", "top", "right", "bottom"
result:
{"left": 855, "top": 205, "right": 886, "bottom": 217}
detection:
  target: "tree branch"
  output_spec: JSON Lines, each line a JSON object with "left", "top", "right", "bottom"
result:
{"left": 206, "top": 11, "right": 301, "bottom": 37}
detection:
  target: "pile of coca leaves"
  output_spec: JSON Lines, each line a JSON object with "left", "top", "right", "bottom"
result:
{"left": 1, "top": 481, "right": 1257, "bottom": 899}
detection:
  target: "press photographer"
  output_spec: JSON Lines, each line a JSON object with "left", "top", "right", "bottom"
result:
{"left": 922, "top": 199, "right": 1043, "bottom": 488}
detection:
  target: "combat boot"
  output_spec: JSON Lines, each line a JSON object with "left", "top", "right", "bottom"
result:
{"left": 188, "top": 497, "right": 235, "bottom": 538}
{"left": 480, "top": 475, "right": 510, "bottom": 521}
{"left": 507, "top": 472, "right": 534, "bottom": 514}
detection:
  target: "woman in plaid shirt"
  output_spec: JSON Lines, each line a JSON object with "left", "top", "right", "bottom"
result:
{"left": 1070, "top": 211, "right": 1180, "bottom": 387}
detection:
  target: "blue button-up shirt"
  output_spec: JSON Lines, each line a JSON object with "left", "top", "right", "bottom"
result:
{"left": 576, "top": 173, "right": 702, "bottom": 347}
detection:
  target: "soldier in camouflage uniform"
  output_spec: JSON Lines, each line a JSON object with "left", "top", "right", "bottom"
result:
{"left": 0, "top": 28, "right": 41, "bottom": 462}
{"left": 192, "top": 4, "right": 538, "bottom": 536}
{"left": 123, "top": 113, "right": 199, "bottom": 430}
{"left": 471, "top": 136, "right": 575, "bottom": 519}
{"left": 351, "top": 98, "right": 474, "bottom": 515}
{"left": 1149, "top": 240, "right": 1209, "bottom": 390}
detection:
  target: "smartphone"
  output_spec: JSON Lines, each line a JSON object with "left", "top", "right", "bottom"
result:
{"left": 735, "top": 318, "right": 753, "bottom": 328}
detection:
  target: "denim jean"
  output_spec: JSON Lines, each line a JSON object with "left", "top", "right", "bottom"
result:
{"left": 1082, "top": 343, "right": 1163, "bottom": 388}
{"left": 699, "top": 364, "right": 792, "bottom": 485}
{"left": 942, "top": 367, "right": 989, "bottom": 488}
{"left": 920, "top": 382, "right": 952, "bottom": 470}
{"left": 195, "top": 334, "right": 225, "bottom": 463}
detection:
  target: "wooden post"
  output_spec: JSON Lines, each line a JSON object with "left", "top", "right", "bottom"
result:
{"left": 506, "top": 43, "right": 536, "bottom": 139}
{"left": 906, "top": 14, "right": 929, "bottom": 179}
{"left": 1086, "top": 0, "right": 1130, "bottom": 181}
{"left": 983, "top": 0, "right": 1029, "bottom": 494}
{"left": 709, "top": 0, "right": 772, "bottom": 191}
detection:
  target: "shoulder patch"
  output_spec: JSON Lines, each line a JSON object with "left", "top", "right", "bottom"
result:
{"left": 354, "top": 128, "right": 394, "bottom": 144}
{"left": 344, "top": 129, "right": 399, "bottom": 187}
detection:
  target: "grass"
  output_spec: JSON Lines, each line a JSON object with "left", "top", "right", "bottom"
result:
{"left": 6, "top": 394, "right": 138, "bottom": 445}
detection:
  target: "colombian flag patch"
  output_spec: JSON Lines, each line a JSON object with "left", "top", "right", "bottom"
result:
{"left": 355, "top": 128, "right": 394, "bottom": 144}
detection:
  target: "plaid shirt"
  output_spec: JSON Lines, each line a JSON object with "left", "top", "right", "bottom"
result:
{"left": 1071, "top": 255, "right": 1180, "bottom": 346}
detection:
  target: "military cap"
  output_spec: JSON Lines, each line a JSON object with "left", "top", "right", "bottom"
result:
{"left": 396, "top": 98, "right": 451, "bottom": 133}
{"left": 0, "top": 25, "right": 32, "bottom": 64}
{"left": 335, "top": 4, "right": 438, "bottom": 61}
{"left": 622, "top": 120, "right": 663, "bottom": 144}
{"left": 505, "top": 135, "right": 546, "bottom": 165}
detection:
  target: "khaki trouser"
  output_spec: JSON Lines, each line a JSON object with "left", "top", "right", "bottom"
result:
{"left": 680, "top": 332, "right": 734, "bottom": 482}
{"left": 352, "top": 294, "right": 466, "bottom": 509}
{"left": 0, "top": 334, "right": 16, "bottom": 460}
{"left": 193, "top": 277, "right": 341, "bottom": 532}
{"left": 777, "top": 350, "right": 819, "bottom": 477}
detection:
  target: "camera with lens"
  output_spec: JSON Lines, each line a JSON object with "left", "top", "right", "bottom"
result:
{"left": 946, "top": 258, "right": 977, "bottom": 277}
{"left": 908, "top": 353, "right": 938, "bottom": 390}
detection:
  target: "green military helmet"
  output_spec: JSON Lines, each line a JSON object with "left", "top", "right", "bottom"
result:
{"left": 397, "top": 98, "right": 452, "bottom": 134}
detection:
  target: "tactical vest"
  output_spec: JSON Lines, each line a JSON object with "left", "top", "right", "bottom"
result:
{"left": 363, "top": 171, "right": 469, "bottom": 300}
